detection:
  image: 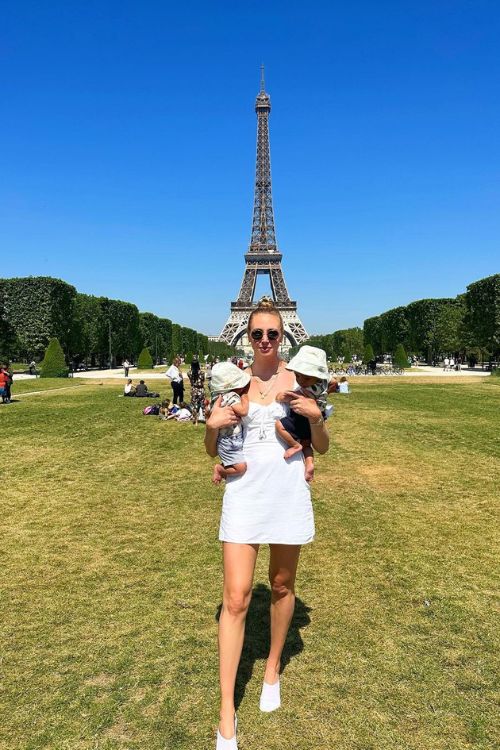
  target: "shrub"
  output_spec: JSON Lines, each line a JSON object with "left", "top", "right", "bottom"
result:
{"left": 363, "top": 344, "right": 375, "bottom": 362}
{"left": 393, "top": 343, "right": 410, "bottom": 369}
{"left": 40, "top": 338, "right": 68, "bottom": 378}
{"left": 137, "top": 347, "right": 154, "bottom": 369}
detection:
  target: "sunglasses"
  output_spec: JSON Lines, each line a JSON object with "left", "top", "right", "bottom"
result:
{"left": 250, "top": 328, "right": 280, "bottom": 341}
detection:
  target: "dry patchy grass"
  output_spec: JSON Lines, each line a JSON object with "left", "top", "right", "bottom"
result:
{"left": 0, "top": 378, "right": 499, "bottom": 749}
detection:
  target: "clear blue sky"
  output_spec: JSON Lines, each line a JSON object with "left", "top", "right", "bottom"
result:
{"left": 2, "top": 1, "right": 499, "bottom": 335}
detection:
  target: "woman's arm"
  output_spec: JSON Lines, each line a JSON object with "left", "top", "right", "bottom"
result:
{"left": 204, "top": 395, "right": 239, "bottom": 457}
{"left": 288, "top": 393, "right": 330, "bottom": 454}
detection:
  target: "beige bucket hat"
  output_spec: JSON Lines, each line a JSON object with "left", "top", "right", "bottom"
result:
{"left": 210, "top": 362, "right": 251, "bottom": 394}
{"left": 286, "top": 345, "right": 328, "bottom": 380}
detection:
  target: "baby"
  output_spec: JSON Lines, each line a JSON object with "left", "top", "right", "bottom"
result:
{"left": 209, "top": 362, "right": 250, "bottom": 485}
{"left": 276, "top": 345, "right": 329, "bottom": 482}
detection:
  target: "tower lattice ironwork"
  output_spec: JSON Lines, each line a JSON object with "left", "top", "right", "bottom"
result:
{"left": 219, "top": 68, "right": 308, "bottom": 347}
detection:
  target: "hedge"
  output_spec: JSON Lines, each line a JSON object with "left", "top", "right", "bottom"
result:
{"left": 0, "top": 277, "right": 76, "bottom": 360}
{"left": 0, "top": 276, "right": 236, "bottom": 366}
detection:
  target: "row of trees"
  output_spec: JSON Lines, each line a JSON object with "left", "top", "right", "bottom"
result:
{"left": 0, "top": 276, "right": 234, "bottom": 366}
{"left": 296, "top": 273, "right": 499, "bottom": 365}
{"left": 295, "top": 327, "right": 365, "bottom": 362}
{"left": 363, "top": 274, "right": 500, "bottom": 362}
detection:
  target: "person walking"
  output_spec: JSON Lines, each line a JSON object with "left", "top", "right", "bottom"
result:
{"left": 205, "top": 298, "right": 330, "bottom": 749}
{"left": 166, "top": 356, "right": 184, "bottom": 404}
{"left": 123, "top": 359, "right": 130, "bottom": 377}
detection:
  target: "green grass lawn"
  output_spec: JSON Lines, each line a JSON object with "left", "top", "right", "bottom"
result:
{"left": 11, "top": 378, "right": 87, "bottom": 395}
{"left": 1, "top": 378, "right": 499, "bottom": 750}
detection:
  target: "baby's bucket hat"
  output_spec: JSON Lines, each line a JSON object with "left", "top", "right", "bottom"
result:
{"left": 210, "top": 362, "right": 251, "bottom": 394}
{"left": 286, "top": 345, "right": 328, "bottom": 380}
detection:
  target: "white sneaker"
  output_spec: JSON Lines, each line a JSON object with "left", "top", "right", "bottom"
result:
{"left": 260, "top": 677, "right": 281, "bottom": 712}
{"left": 216, "top": 715, "right": 237, "bottom": 749}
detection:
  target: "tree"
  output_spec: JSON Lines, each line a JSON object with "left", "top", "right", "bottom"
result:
{"left": 137, "top": 347, "right": 154, "bottom": 369}
{"left": 70, "top": 293, "right": 103, "bottom": 364}
{"left": 363, "top": 316, "right": 383, "bottom": 355}
{"left": 393, "top": 343, "right": 409, "bottom": 369}
{"left": 308, "top": 328, "right": 363, "bottom": 361}
{"left": 464, "top": 274, "right": 500, "bottom": 359}
{"left": 379, "top": 307, "right": 410, "bottom": 352}
{"left": 40, "top": 337, "right": 68, "bottom": 378}
{"left": 0, "top": 286, "right": 17, "bottom": 363}
{"left": 406, "top": 298, "right": 457, "bottom": 361}
{"left": 171, "top": 324, "right": 182, "bottom": 356}
{"left": 434, "top": 300, "right": 466, "bottom": 354}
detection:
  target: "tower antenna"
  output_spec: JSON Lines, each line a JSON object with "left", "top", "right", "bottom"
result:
{"left": 260, "top": 63, "right": 265, "bottom": 93}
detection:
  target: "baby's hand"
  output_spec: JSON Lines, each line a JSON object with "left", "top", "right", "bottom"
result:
{"left": 276, "top": 390, "right": 295, "bottom": 402}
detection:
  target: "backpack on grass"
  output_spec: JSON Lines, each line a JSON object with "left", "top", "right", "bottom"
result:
{"left": 143, "top": 404, "right": 160, "bottom": 415}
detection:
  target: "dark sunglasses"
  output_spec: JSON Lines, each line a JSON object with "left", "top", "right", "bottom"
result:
{"left": 250, "top": 328, "right": 280, "bottom": 341}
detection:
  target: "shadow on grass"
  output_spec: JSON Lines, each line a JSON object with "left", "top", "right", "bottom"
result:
{"left": 216, "top": 583, "right": 312, "bottom": 709}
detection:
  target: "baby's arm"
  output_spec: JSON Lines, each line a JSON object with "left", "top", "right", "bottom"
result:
{"left": 276, "top": 388, "right": 303, "bottom": 402}
{"left": 231, "top": 392, "right": 249, "bottom": 417}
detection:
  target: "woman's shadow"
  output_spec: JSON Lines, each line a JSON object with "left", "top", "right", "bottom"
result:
{"left": 216, "top": 583, "right": 312, "bottom": 709}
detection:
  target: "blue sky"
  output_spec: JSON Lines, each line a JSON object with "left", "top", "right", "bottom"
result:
{"left": 2, "top": 1, "right": 499, "bottom": 335}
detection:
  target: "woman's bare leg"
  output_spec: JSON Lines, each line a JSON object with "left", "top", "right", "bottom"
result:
{"left": 218, "top": 542, "right": 259, "bottom": 738}
{"left": 264, "top": 544, "right": 301, "bottom": 684}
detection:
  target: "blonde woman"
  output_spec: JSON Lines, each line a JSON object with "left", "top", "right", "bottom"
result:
{"left": 205, "top": 299, "right": 330, "bottom": 749}
{"left": 165, "top": 356, "right": 184, "bottom": 404}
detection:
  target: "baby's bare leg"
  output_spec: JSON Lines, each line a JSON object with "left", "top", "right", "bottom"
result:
{"left": 302, "top": 442, "right": 314, "bottom": 482}
{"left": 212, "top": 462, "right": 247, "bottom": 485}
{"left": 275, "top": 420, "right": 303, "bottom": 459}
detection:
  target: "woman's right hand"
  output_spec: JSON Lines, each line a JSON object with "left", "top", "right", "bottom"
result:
{"left": 206, "top": 395, "right": 239, "bottom": 430}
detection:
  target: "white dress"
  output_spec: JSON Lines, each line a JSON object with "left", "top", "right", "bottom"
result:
{"left": 219, "top": 400, "right": 315, "bottom": 545}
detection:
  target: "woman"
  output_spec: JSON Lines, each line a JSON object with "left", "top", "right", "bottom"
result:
{"left": 166, "top": 356, "right": 184, "bottom": 404}
{"left": 124, "top": 379, "right": 135, "bottom": 396}
{"left": 205, "top": 299, "right": 329, "bottom": 749}
{"left": 189, "top": 369, "right": 206, "bottom": 426}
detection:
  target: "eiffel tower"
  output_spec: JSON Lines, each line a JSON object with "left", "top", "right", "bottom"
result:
{"left": 219, "top": 67, "right": 308, "bottom": 349}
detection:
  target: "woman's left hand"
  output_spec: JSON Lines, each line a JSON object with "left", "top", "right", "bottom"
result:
{"left": 288, "top": 392, "right": 322, "bottom": 422}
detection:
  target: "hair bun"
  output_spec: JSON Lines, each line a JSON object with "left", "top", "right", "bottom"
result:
{"left": 256, "top": 296, "right": 276, "bottom": 311}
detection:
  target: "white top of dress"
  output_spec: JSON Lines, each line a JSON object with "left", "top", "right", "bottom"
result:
{"left": 218, "top": 400, "right": 315, "bottom": 545}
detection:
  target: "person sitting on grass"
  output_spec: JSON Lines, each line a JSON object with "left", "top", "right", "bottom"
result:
{"left": 134, "top": 380, "right": 160, "bottom": 398}
{"left": 338, "top": 376, "right": 349, "bottom": 394}
{"left": 166, "top": 402, "right": 192, "bottom": 422}
{"left": 275, "top": 345, "right": 329, "bottom": 483}
{"left": 159, "top": 399, "right": 171, "bottom": 419}
{"left": 208, "top": 362, "right": 250, "bottom": 485}
{"left": 124, "top": 379, "right": 135, "bottom": 396}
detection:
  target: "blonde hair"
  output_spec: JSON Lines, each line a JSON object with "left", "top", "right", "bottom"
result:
{"left": 247, "top": 296, "right": 284, "bottom": 335}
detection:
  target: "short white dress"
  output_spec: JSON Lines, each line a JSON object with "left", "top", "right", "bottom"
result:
{"left": 219, "top": 400, "right": 315, "bottom": 545}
